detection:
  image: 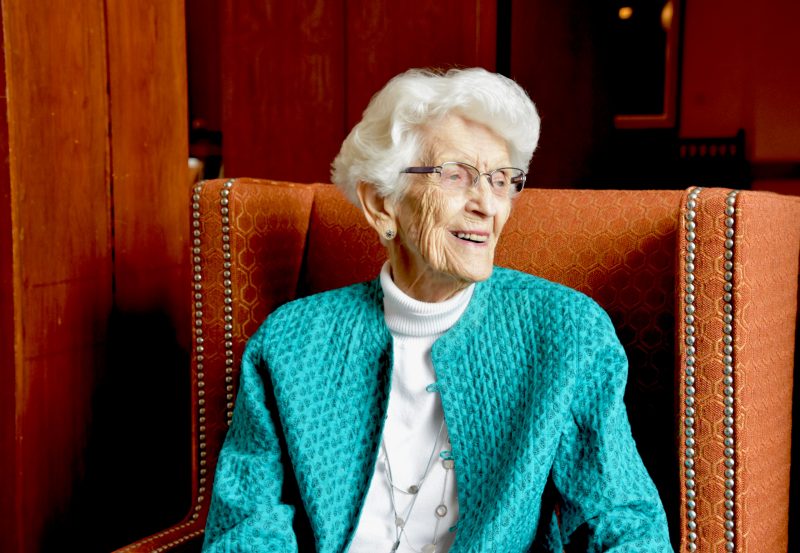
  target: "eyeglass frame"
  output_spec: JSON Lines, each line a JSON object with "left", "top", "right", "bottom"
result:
{"left": 400, "top": 161, "right": 527, "bottom": 197}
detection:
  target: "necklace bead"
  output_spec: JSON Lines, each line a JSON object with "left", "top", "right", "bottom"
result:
{"left": 408, "top": 485, "right": 419, "bottom": 494}
{"left": 422, "top": 544, "right": 436, "bottom": 553}
{"left": 435, "top": 504, "right": 448, "bottom": 518}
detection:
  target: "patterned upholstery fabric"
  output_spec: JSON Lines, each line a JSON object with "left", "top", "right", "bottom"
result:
{"left": 297, "top": 184, "right": 385, "bottom": 297}
{"left": 114, "top": 180, "right": 800, "bottom": 553}
{"left": 733, "top": 192, "right": 798, "bottom": 551}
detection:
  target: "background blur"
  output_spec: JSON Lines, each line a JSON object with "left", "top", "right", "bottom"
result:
{"left": 0, "top": 0, "right": 797, "bottom": 551}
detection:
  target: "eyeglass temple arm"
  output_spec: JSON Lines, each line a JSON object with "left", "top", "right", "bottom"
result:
{"left": 400, "top": 166, "right": 441, "bottom": 174}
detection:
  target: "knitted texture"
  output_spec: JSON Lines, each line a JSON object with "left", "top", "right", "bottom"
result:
{"left": 203, "top": 268, "right": 672, "bottom": 552}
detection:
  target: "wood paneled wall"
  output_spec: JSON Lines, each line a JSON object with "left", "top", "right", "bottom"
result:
{"left": 211, "top": 0, "right": 609, "bottom": 188}
{"left": 221, "top": 0, "right": 496, "bottom": 183}
{"left": 222, "top": 0, "right": 347, "bottom": 184}
{"left": 1, "top": 3, "right": 113, "bottom": 550}
{"left": 509, "top": 0, "right": 613, "bottom": 187}
{"left": 0, "top": 8, "right": 14, "bottom": 551}
{"left": 681, "top": 0, "right": 800, "bottom": 161}
{"left": 344, "top": 0, "right": 496, "bottom": 130}
{"left": 107, "top": 0, "right": 189, "bottom": 334}
{"left": 0, "top": 1, "right": 188, "bottom": 551}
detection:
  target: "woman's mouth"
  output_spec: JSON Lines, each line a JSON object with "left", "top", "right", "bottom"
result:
{"left": 451, "top": 231, "right": 489, "bottom": 244}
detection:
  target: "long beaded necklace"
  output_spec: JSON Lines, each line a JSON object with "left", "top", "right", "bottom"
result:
{"left": 381, "top": 419, "right": 454, "bottom": 553}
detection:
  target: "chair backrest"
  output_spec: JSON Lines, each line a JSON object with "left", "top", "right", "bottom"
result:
{"left": 117, "top": 178, "right": 800, "bottom": 552}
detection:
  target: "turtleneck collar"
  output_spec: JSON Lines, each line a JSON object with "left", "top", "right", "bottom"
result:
{"left": 379, "top": 262, "right": 475, "bottom": 338}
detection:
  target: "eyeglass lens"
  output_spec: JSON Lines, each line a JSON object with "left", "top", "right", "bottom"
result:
{"left": 438, "top": 162, "right": 524, "bottom": 196}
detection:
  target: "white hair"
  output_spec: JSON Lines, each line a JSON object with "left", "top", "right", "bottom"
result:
{"left": 331, "top": 67, "right": 541, "bottom": 205}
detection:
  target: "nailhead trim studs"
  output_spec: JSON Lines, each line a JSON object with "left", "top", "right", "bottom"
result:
{"left": 221, "top": 179, "right": 236, "bottom": 425}
{"left": 722, "top": 190, "right": 739, "bottom": 552}
{"left": 683, "top": 186, "right": 701, "bottom": 552}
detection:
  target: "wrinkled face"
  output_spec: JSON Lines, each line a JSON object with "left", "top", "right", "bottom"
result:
{"left": 388, "top": 115, "right": 513, "bottom": 300}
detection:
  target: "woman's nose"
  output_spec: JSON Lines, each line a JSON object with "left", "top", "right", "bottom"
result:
{"left": 466, "top": 176, "right": 498, "bottom": 217}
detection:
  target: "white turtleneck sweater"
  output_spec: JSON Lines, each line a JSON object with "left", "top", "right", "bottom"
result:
{"left": 348, "top": 263, "right": 474, "bottom": 553}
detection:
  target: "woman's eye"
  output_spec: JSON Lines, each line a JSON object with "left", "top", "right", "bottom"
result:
{"left": 442, "top": 171, "right": 466, "bottom": 183}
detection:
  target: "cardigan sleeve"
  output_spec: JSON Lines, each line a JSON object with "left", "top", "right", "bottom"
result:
{"left": 202, "top": 323, "right": 299, "bottom": 553}
{"left": 550, "top": 299, "right": 672, "bottom": 552}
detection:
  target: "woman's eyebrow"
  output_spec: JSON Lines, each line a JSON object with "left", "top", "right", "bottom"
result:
{"left": 440, "top": 153, "right": 511, "bottom": 169}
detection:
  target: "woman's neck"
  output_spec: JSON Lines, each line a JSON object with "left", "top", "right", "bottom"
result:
{"left": 380, "top": 262, "right": 474, "bottom": 337}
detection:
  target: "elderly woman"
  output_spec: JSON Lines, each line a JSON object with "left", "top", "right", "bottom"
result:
{"left": 203, "top": 68, "right": 671, "bottom": 553}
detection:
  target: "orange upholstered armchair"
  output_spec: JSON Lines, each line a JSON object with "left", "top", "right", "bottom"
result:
{"left": 115, "top": 179, "right": 800, "bottom": 553}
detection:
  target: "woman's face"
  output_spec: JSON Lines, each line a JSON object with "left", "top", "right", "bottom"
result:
{"left": 387, "top": 115, "right": 513, "bottom": 301}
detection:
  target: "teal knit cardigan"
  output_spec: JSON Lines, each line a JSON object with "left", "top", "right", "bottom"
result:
{"left": 203, "top": 267, "right": 672, "bottom": 552}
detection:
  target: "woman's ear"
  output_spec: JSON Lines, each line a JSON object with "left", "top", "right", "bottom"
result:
{"left": 356, "top": 182, "right": 397, "bottom": 238}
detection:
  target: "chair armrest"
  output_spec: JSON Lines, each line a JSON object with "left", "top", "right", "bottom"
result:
{"left": 677, "top": 187, "right": 800, "bottom": 552}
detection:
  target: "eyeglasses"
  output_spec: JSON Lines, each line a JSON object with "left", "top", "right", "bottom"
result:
{"left": 400, "top": 161, "right": 527, "bottom": 198}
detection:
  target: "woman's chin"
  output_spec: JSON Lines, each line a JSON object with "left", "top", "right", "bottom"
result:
{"left": 444, "top": 262, "right": 494, "bottom": 285}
